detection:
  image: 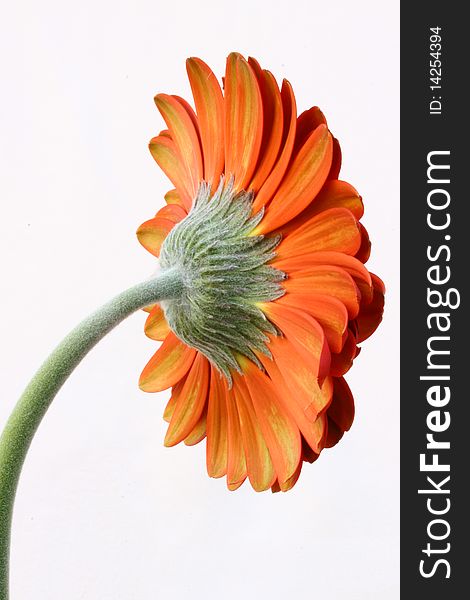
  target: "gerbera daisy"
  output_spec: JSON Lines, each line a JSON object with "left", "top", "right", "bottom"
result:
{"left": 136, "top": 52, "right": 384, "bottom": 492}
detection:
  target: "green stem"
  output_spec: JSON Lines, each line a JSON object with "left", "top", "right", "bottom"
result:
{"left": 0, "top": 269, "right": 183, "bottom": 600}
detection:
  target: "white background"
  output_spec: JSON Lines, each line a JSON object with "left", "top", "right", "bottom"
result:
{"left": 0, "top": 1, "right": 399, "bottom": 598}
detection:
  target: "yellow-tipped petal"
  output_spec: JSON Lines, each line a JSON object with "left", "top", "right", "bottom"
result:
{"left": 154, "top": 94, "right": 203, "bottom": 201}
{"left": 206, "top": 366, "right": 229, "bottom": 478}
{"left": 233, "top": 375, "right": 276, "bottom": 492}
{"left": 144, "top": 305, "right": 170, "bottom": 341}
{"left": 186, "top": 57, "right": 225, "bottom": 187}
{"left": 139, "top": 333, "right": 196, "bottom": 393}
{"left": 226, "top": 383, "right": 247, "bottom": 490}
{"left": 164, "top": 353, "right": 210, "bottom": 447}
{"left": 224, "top": 53, "right": 263, "bottom": 190}
{"left": 241, "top": 359, "right": 301, "bottom": 487}
{"left": 257, "top": 124, "right": 333, "bottom": 233}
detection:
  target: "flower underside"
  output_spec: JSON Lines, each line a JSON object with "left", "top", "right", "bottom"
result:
{"left": 136, "top": 53, "right": 386, "bottom": 493}
{"left": 159, "top": 177, "right": 286, "bottom": 382}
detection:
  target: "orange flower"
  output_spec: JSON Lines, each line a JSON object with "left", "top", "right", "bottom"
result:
{"left": 137, "top": 53, "right": 384, "bottom": 492}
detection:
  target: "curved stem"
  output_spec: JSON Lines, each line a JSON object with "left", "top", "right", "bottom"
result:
{"left": 0, "top": 269, "right": 183, "bottom": 600}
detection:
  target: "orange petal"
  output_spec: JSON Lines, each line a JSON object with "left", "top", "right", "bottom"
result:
{"left": 144, "top": 305, "right": 170, "bottom": 341}
{"left": 149, "top": 135, "right": 193, "bottom": 210}
{"left": 164, "top": 353, "right": 210, "bottom": 446}
{"left": 325, "top": 376, "right": 355, "bottom": 448}
{"left": 278, "top": 461, "right": 303, "bottom": 492}
{"left": 163, "top": 377, "right": 186, "bottom": 423}
{"left": 233, "top": 374, "right": 276, "bottom": 492}
{"left": 154, "top": 94, "right": 203, "bottom": 201}
{"left": 284, "top": 266, "right": 361, "bottom": 319}
{"left": 136, "top": 216, "right": 175, "bottom": 257}
{"left": 310, "top": 179, "right": 364, "bottom": 220}
{"left": 224, "top": 53, "right": 263, "bottom": 190}
{"left": 142, "top": 304, "right": 156, "bottom": 313}
{"left": 328, "top": 376, "right": 355, "bottom": 432}
{"left": 247, "top": 59, "right": 284, "bottom": 193}
{"left": 294, "top": 106, "right": 327, "bottom": 154}
{"left": 356, "top": 273, "right": 385, "bottom": 342}
{"left": 328, "top": 137, "right": 342, "bottom": 180}
{"left": 262, "top": 302, "right": 331, "bottom": 382}
{"left": 137, "top": 204, "right": 186, "bottom": 257}
{"left": 355, "top": 222, "right": 371, "bottom": 263}
{"left": 164, "top": 188, "right": 184, "bottom": 206}
{"left": 275, "top": 251, "right": 371, "bottom": 285}
{"left": 257, "top": 124, "right": 333, "bottom": 234}
{"left": 184, "top": 406, "right": 207, "bottom": 446}
{"left": 273, "top": 293, "right": 348, "bottom": 354}
{"left": 206, "top": 366, "right": 229, "bottom": 478}
{"left": 276, "top": 180, "right": 363, "bottom": 236}
{"left": 263, "top": 336, "right": 327, "bottom": 420}
{"left": 276, "top": 208, "right": 361, "bottom": 260}
{"left": 330, "top": 329, "right": 358, "bottom": 376}
{"left": 258, "top": 355, "right": 330, "bottom": 454}
{"left": 252, "top": 80, "right": 297, "bottom": 212}
{"left": 172, "top": 95, "right": 200, "bottom": 135}
{"left": 302, "top": 437, "right": 321, "bottom": 464}
{"left": 354, "top": 277, "right": 374, "bottom": 306}
{"left": 186, "top": 57, "right": 225, "bottom": 187}
{"left": 274, "top": 250, "right": 373, "bottom": 308}
{"left": 154, "top": 203, "right": 187, "bottom": 222}
{"left": 241, "top": 358, "right": 302, "bottom": 486}
{"left": 139, "top": 333, "right": 196, "bottom": 392}
{"left": 226, "top": 382, "right": 247, "bottom": 490}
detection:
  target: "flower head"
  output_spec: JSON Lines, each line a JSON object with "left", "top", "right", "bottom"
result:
{"left": 137, "top": 53, "right": 384, "bottom": 492}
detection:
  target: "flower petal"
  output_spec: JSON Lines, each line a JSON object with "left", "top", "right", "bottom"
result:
{"left": 294, "top": 106, "right": 327, "bottom": 154}
{"left": 247, "top": 58, "right": 284, "bottom": 193}
{"left": 142, "top": 304, "right": 156, "bottom": 314}
{"left": 154, "top": 93, "right": 203, "bottom": 202}
{"left": 277, "top": 461, "right": 303, "bottom": 492}
{"left": 317, "top": 179, "right": 365, "bottom": 221}
{"left": 164, "top": 188, "right": 184, "bottom": 206}
{"left": 144, "top": 305, "right": 170, "bottom": 341}
{"left": 276, "top": 207, "right": 361, "bottom": 260}
{"left": 241, "top": 358, "right": 302, "bottom": 486}
{"left": 252, "top": 80, "right": 297, "bottom": 212}
{"left": 257, "top": 124, "right": 333, "bottom": 234}
{"left": 184, "top": 406, "right": 207, "bottom": 446}
{"left": 356, "top": 273, "right": 385, "bottom": 342}
{"left": 328, "top": 376, "right": 355, "bottom": 432}
{"left": 186, "top": 57, "right": 225, "bottom": 187}
{"left": 136, "top": 217, "right": 174, "bottom": 257}
{"left": 325, "top": 376, "right": 355, "bottom": 447}
{"left": 258, "top": 355, "right": 330, "bottom": 455}
{"left": 137, "top": 204, "right": 186, "bottom": 257}
{"left": 173, "top": 95, "right": 200, "bottom": 135}
{"left": 275, "top": 251, "right": 373, "bottom": 307}
{"left": 276, "top": 180, "right": 363, "bottom": 236}
{"left": 206, "top": 366, "right": 229, "bottom": 478}
{"left": 262, "top": 302, "right": 331, "bottom": 382}
{"left": 163, "top": 377, "right": 186, "bottom": 423}
{"left": 233, "top": 374, "right": 276, "bottom": 492}
{"left": 164, "top": 352, "right": 210, "bottom": 446}
{"left": 139, "top": 333, "right": 196, "bottom": 392}
{"left": 275, "top": 250, "right": 371, "bottom": 282}
{"left": 284, "top": 266, "right": 361, "bottom": 319}
{"left": 153, "top": 203, "right": 187, "bottom": 221}
{"left": 328, "top": 137, "right": 342, "bottom": 180}
{"left": 355, "top": 222, "right": 371, "bottom": 263}
{"left": 149, "top": 135, "right": 194, "bottom": 210}
{"left": 224, "top": 53, "right": 263, "bottom": 191}
{"left": 226, "top": 382, "right": 247, "bottom": 490}
{"left": 330, "top": 329, "right": 358, "bottom": 376}
{"left": 272, "top": 293, "right": 348, "bottom": 354}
